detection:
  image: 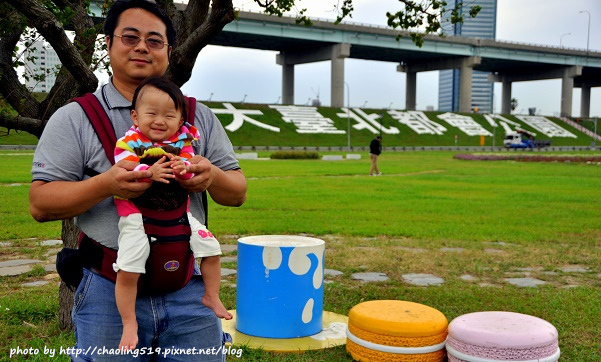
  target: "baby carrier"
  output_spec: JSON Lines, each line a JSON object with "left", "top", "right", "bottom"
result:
{"left": 63, "top": 93, "right": 206, "bottom": 294}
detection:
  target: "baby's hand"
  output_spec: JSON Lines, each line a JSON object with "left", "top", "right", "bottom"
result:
{"left": 171, "top": 156, "right": 190, "bottom": 177}
{"left": 170, "top": 156, "right": 195, "bottom": 180}
{"left": 147, "top": 156, "right": 175, "bottom": 183}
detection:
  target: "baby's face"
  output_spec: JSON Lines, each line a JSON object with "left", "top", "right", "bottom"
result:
{"left": 132, "top": 86, "right": 183, "bottom": 142}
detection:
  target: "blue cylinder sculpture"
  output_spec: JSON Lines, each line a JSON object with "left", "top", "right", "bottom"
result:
{"left": 236, "top": 235, "right": 325, "bottom": 338}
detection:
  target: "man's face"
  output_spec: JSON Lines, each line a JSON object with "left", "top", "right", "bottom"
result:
{"left": 107, "top": 8, "right": 170, "bottom": 86}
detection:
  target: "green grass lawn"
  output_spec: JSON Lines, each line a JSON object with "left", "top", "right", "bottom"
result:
{"left": 1, "top": 150, "right": 600, "bottom": 361}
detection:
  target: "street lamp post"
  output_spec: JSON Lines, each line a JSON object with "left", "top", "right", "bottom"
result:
{"left": 560, "top": 32, "right": 571, "bottom": 48}
{"left": 593, "top": 117, "right": 598, "bottom": 148}
{"left": 345, "top": 81, "right": 350, "bottom": 150}
{"left": 580, "top": 10, "right": 591, "bottom": 52}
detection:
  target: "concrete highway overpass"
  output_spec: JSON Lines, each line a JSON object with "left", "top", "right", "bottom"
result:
{"left": 91, "top": 3, "right": 601, "bottom": 117}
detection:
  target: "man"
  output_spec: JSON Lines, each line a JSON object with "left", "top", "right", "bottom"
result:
{"left": 369, "top": 135, "right": 382, "bottom": 176}
{"left": 29, "top": 1, "right": 246, "bottom": 360}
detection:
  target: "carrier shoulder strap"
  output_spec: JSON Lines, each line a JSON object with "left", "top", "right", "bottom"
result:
{"left": 73, "top": 93, "right": 208, "bottom": 226}
{"left": 186, "top": 96, "right": 196, "bottom": 126}
{"left": 73, "top": 93, "right": 116, "bottom": 165}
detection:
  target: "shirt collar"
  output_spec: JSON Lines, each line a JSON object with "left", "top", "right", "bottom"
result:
{"left": 101, "top": 78, "right": 133, "bottom": 110}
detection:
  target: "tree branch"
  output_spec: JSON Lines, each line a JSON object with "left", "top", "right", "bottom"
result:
{"left": 39, "top": 0, "right": 98, "bottom": 116}
{"left": 0, "top": 5, "right": 41, "bottom": 119}
{"left": 183, "top": 0, "right": 211, "bottom": 37}
{"left": 0, "top": 112, "right": 44, "bottom": 138}
{"left": 166, "top": 0, "right": 235, "bottom": 86}
{"left": 9, "top": 0, "right": 97, "bottom": 91}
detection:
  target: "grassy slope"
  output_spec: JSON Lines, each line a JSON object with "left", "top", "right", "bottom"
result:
{"left": 1, "top": 102, "right": 596, "bottom": 146}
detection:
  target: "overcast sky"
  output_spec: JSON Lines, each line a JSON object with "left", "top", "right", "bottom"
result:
{"left": 178, "top": 0, "right": 601, "bottom": 117}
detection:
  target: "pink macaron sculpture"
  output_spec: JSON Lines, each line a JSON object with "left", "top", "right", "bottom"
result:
{"left": 446, "top": 311, "right": 560, "bottom": 362}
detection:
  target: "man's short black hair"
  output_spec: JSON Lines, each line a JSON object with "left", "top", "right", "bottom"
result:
{"left": 132, "top": 76, "right": 188, "bottom": 121}
{"left": 104, "top": 0, "right": 176, "bottom": 48}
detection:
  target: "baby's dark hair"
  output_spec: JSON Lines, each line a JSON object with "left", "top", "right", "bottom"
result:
{"left": 132, "top": 76, "right": 187, "bottom": 121}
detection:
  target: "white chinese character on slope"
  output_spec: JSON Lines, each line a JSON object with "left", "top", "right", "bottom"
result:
{"left": 388, "top": 110, "right": 446, "bottom": 135}
{"left": 270, "top": 105, "right": 345, "bottom": 134}
{"left": 437, "top": 112, "right": 492, "bottom": 136}
{"left": 337, "top": 108, "right": 400, "bottom": 134}
{"left": 484, "top": 114, "right": 521, "bottom": 128}
{"left": 211, "top": 103, "right": 280, "bottom": 132}
{"left": 516, "top": 116, "right": 576, "bottom": 138}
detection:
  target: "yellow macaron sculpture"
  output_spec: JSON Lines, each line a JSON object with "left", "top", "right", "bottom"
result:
{"left": 346, "top": 300, "right": 448, "bottom": 361}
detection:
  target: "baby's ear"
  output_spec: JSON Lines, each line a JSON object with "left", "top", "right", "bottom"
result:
{"left": 131, "top": 110, "right": 139, "bottom": 126}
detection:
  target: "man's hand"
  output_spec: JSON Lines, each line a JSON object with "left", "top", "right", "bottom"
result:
{"left": 177, "top": 155, "right": 214, "bottom": 193}
{"left": 104, "top": 159, "right": 154, "bottom": 199}
{"left": 29, "top": 159, "right": 157, "bottom": 222}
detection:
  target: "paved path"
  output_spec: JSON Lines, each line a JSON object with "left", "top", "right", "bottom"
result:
{"left": 0, "top": 239, "right": 596, "bottom": 289}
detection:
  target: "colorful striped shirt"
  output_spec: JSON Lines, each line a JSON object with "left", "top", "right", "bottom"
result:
{"left": 113, "top": 123, "right": 200, "bottom": 216}
{"left": 114, "top": 123, "right": 200, "bottom": 165}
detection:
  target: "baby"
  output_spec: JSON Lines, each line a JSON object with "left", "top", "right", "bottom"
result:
{"left": 113, "top": 76, "right": 232, "bottom": 351}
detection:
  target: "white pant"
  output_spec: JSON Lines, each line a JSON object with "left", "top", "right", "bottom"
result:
{"left": 113, "top": 212, "right": 221, "bottom": 273}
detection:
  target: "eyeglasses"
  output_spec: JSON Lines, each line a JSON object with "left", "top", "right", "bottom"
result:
{"left": 114, "top": 34, "right": 169, "bottom": 50}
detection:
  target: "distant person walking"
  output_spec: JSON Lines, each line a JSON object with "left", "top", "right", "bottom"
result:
{"left": 369, "top": 135, "right": 382, "bottom": 176}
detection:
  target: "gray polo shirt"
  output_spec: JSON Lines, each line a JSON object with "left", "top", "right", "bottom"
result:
{"left": 32, "top": 81, "right": 240, "bottom": 249}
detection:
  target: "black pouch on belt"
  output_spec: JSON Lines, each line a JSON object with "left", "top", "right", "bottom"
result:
{"left": 55, "top": 248, "right": 84, "bottom": 290}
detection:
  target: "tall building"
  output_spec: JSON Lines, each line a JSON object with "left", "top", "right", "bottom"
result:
{"left": 438, "top": 0, "right": 497, "bottom": 113}
{"left": 23, "top": 40, "right": 60, "bottom": 93}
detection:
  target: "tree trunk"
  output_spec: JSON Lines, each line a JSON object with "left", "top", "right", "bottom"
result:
{"left": 58, "top": 218, "right": 80, "bottom": 331}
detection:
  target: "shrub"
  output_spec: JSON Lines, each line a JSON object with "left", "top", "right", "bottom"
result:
{"left": 270, "top": 151, "right": 320, "bottom": 159}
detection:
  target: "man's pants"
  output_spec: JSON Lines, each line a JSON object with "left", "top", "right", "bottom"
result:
{"left": 71, "top": 268, "right": 225, "bottom": 361}
{"left": 370, "top": 153, "right": 379, "bottom": 175}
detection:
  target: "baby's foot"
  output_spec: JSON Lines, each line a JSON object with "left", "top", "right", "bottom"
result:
{"left": 119, "top": 322, "right": 138, "bottom": 351}
{"left": 202, "top": 294, "right": 233, "bottom": 320}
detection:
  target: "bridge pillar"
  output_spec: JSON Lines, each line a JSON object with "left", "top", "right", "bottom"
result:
{"left": 405, "top": 71, "right": 417, "bottom": 110}
{"left": 580, "top": 83, "right": 591, "bottom": 119}
{"left": 276, "top": 43, "right": 350, "bottom": 107}
{"left": 490, "top": 66, "right": 582, "bottom": 117}
{"left": 561, "top": 66, "right": 581, "bottom": 117}
{"left": 501, "top": 79, "right": 512, "bottom": 115}
{"left": 282, "top": 64, "right": 295, "bottom": 105}
{"left": 459, "top": 57, "right": 481, "bottom": 113}
{"left": 331, "top": 56, "right": 346, "bottom": 108}
{"left": 399, "top": 57, "right": 480, "bottom": 112}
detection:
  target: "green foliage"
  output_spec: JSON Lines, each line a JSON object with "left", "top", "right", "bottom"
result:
{"left": 269, "top": 150, "right": 320, "bottom": 159}
{"left": 334, "top": 0, "right": 355, "bottom": 25}
{"left": 0, "top": 3, "right": 26, "bottom": 34}
{"left": 386, "top": 0, "right": 482, "bottom": 47}
{"left": 511, "top": 97, "right": 519, "bottom": 111}
{"left": 255, "top": 0, "right": 471, "bottom": 45}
